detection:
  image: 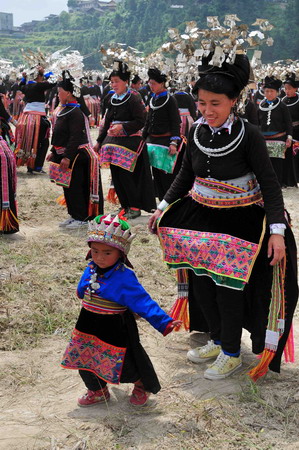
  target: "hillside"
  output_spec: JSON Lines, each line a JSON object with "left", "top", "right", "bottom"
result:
{"left": 0, "top": 0, "right": 298, "bottom": 70}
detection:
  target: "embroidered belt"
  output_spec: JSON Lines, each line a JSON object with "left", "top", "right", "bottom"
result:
{"left": 190, "top": 173, "right": 263, "bottom": 208}
{"left": 179, "top": 108, "right": 190, "bottom": 115}
{"left": 82, "top": 293, "right": 127, "bottom": 315}
{"left": 264, "top": 132, "right": 286, "bottom": 139}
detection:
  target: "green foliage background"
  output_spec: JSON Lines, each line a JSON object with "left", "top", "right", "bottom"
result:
{"left": 0, "top": 0, "right": 298, "bottom": 70}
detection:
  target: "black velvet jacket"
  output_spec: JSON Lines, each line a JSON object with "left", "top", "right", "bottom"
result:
{"left": 21, "top": 81, "right": 56, "bottom": 103}
{"left": 97, "top": 92, "right": 146, "bottom": 144}
{"left": 283, "top": 95, "right": 299, "bottom": 140}
{"left": 142, "top": 93, "right": 181, "bottom": 139}
{"left": 51, "top": 106, "right": 88, "bottom": 160}
{"left": 258, "top": 98, "right": 293, "bottom": 138}
{"left": 164, "top": 119, "right": 285, "bottom": 225}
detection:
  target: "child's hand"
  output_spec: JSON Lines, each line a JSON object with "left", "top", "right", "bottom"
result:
{"left": 163, "top": 320, "right": 183, "bottom": 336}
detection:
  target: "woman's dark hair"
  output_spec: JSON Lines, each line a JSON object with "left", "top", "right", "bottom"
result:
{"left": 194, "top": 74, "right": 240, "bottom": 99}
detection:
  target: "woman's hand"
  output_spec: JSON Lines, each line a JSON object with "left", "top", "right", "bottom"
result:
{"left": 268, "top": 234, "right": 286, "bottom": 266}
{"left": 59, "top": 157, "right": 70, "bottom": 171}
{"left": 148, "top": 209, "right": 163, "bottom": 234}
{"left": 286, "top": 138, "right": 292, "bottom": 148}
{"left": 168, "top": 144, "right": 177, "bottom": 155}
{"left": 163, "top": 319, "right": 183, "bottom": 336}
{"left": 108, "top": 124, "right": 123, "bottom": 136}
{"left": 46, "top": 153, "right": 53, "bottom": 162}
{"left": 93, "top": 142, "right": 100, "bottom": 152}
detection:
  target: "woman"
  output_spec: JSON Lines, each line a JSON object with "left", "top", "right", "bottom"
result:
{"left": 143, "top": 68, "right": 183, "bottom": 201}
{"left": 48, "top": 71, "right": 103, "bottom": 229}
{"left": 94, "top": 61, "right": 156, "bottom": 220}
{"left": 283, "top": 73, "right": 299, "bottom": 182}
{"left": 0, "top": 134, "right": 18, "bottom": 234}
{"left": 173, "top": 88, "right": 197, "bottom": 138}
{"left": 258, "top": 76, "right": 295, "bottom": 187}
{"left": 15, "top": 65, "right": 54, "bottom": 174}
{"left": 149, "top": 53, "right": 298, "bottom": 381}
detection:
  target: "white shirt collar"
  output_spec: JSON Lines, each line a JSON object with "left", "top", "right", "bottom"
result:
{"left": 195, "top": 114, "right": 235, "bottom": 135}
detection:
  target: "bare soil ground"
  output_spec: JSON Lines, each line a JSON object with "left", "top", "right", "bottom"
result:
{"left": 0, "top": 131, "right": 299, "bottom": 449}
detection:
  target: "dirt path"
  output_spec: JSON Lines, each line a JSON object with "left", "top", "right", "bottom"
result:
{"left": 0, "top": 135, "right": 299, "bottom": 449}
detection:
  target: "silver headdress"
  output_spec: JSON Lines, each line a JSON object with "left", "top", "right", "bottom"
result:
{"left": 87, "top": 215, "right": 135, "bottom": 255}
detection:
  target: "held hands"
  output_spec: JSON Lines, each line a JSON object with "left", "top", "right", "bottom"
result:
{"left": 268, "top": 234, "right": 286, "bottom": 266}
{"left": 46, "top": 153, "right": 53, "bottom": 162}
{"left": 168, "top": 144, "right": 177, "bottom": 155}
{"left": 163, "top": 319, "right": 183, "bottom": 336}
{"left": 107, "top": 124, "right": 123, "bottom": 136}
{"left": 93, "top": 142, "right": 100, "bottom": 153}
{"left": 59, "top": 157, "right": 70, "bottom": 171}
{"left": 148, "top": 209, "right": 163, "bottom": 234}
{"left": 285, "top": 138, "right": 292, "bottom": 149}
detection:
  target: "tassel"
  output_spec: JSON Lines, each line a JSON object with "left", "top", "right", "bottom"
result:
{"left": 169, "top": 269, "right": 189, "bottom": 331}
{"left": 56, "top": 195, "right": 66, "bottom": 206}
{"left": 169, "top": 298, "right": 189, "bottom": 331}
{"left": 0, "top": 209, "right": 19, "bottom": 232}
{"left": 248, "top": 259, "right": 286, "bottom": 381}
{"left": 248, "top": 349, "right": 276, "bottom": 382}
{"left": 106, "top": 187, "right": 119, "bottom": 205}
{"left": 283, "top": 324, "right": 295, "bottom": 363}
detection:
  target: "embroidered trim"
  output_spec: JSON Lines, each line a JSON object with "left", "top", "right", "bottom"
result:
{"left": 158, "top": 222, "right": 265, "bottom": 290}
{"left": 100, "top": 142, "right": 143, "bottom": 172}
{"left": 61, "top": 328, "right": 126, "bottom": 384}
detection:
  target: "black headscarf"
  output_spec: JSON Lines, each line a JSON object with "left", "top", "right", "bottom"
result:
{"left": 147, "top": 67, "right": 167, "bottom": 84}
{"left": 109, "top": 60, "right": 130, "bottom": 82}
{"left": 192, "top": 53, "right": 250, "bottom": 97}
{"left": 264, "top": 76, "right": 282, "bottom": 91}
{"left": 284, "top": 73, "right": 299, "bottom": 89}
{"left": 58, "top": 70, "right": 75, "bottom": 93}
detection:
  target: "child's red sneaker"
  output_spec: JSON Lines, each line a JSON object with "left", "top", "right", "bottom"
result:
{"left": 129, "top": 384, "right": 150, "bottom": 406}
{"left": 77, "top": 386, "right": 110, "bottom": 407}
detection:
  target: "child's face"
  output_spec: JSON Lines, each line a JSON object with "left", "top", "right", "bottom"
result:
{"left": 90, "top": 242, "right": 122, "bottom": 268}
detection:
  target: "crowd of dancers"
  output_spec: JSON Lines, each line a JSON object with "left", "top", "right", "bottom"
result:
{"left": 0, "top": 30, "right": 298, "bottom": 406}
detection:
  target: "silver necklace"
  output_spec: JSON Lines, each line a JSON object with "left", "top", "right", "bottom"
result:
{"left": 282, "top": 94, "right": 299, "bottom": 107}
{"left": 193, "top": 118, "right": 245, "bottom": 157}
{"left": 150, "top": 92, "right": 170, "bottom": 110}
{"left": 259, "top": 98, "right": 281, "bottom": 126}
{"left": 259, "top": 97, "right": 281, "bottom": 111}
{"left": 57, "top": 106, "right": 78, "bottom": 117}
{"left": 110, "top": 92, "right": 131, "bottom": 106}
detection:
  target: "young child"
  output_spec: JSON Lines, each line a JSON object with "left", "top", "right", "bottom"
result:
{"left": 61, "top": 214, "right": 181, "bottom": 407}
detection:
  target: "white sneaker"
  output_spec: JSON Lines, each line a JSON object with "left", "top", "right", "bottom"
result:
{"left": 65, "top": 220, "right": 87, "bottom": 229}
{"left": 187, "top": 340, "right": 221, "bottom": 363}
{"left": 204, "top": 350, "right": 242, "bottom": 380}
{"left": 59, "top": 216, "right": 74, "bottom": 228}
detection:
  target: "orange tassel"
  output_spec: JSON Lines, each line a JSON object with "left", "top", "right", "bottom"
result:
{"left": 106, "top": 187, "right": 119, "bottom": 205}
{"left": 56, "top": 195, "right": 66, "bottom": 206}
{"left": 169, "top": 297, "right": 190, "bottom": 331}
{"left": 0, "top": 209, "right": 19, "bottom": 232}
{"left": 248, "top": 349, "right": 275, "bottom": 381}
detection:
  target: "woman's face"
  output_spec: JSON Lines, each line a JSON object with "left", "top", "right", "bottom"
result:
{"left": 264, "top": 88, "right": 278, "bottom": 102}
{"left": 90, "top": 242, "right": 121, "bottom": 269}
{"left": 284, "top": 84, "right": 297, "bottom": 97}
{"left": 197, "top": 89, "right": 237, "bottom": 128}
{"left": 110, "top": 76, "right": 128, "bottom": 95}
{"left": 149, "top": 79, "right": 165, "bottom": 94}
{"left": 58, "top": 87, "right": 71, "bottom": 105}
